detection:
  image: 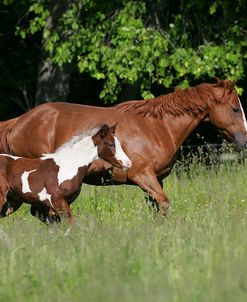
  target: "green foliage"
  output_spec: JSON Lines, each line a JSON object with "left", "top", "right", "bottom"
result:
{"left": 5, "top": 0, "right": 247, "bottom": 103}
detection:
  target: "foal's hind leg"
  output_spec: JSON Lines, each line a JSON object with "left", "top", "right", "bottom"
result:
{"left": 1, "top": 196, "right": 23, "bottom": 217}
{"left": 129, "top": 171, "right": 169, "bottom": 215}
{"left": 0, "top": 180, "right": 20, "bottom": 217}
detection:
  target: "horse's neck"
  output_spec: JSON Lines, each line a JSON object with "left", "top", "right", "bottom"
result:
{"left": 49, "top": 136, "right": 98, "bottom": 168}
{"left": 163, "top": 113, "right": 206, "bottom": 150}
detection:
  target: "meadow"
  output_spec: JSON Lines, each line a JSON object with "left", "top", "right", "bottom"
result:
{"left": 0, "top": 154, "right": 247, "bottom": 302}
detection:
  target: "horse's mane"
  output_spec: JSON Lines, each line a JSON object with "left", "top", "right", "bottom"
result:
{"left": 0, "top": 118, "right": 18, "bottom": 154}
{"left": 116, "top": 80, "right": 235, "bottom": 118}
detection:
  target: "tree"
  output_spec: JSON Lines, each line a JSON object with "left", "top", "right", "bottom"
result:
{"left": 1, "top": 0, "right": 247, "bottom": 113}
{"left": 35, "top": 0, "right": 73, "bottom": 104}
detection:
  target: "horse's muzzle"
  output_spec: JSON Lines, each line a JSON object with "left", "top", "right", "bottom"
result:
{"left": 233, "top": 131, "right": 247, "bottom": 150}
{"left": 222, "top": 130, "right": 247, "bottom": 150}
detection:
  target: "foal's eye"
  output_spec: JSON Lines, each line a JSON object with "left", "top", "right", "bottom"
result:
{"left": 232, "top": 107, "right": 240, "bottom": 113}
{"left": 106, "top": 143, "right": 115, "bottom": 147}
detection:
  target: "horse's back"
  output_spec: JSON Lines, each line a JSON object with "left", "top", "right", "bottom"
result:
{"left": 0, "top": 118, "right": 18, "bottom": 153}
{"left": 8, "top": 102, "right": 125, "bottom": 157}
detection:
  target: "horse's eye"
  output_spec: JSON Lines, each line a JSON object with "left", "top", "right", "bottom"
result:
{"left": 232, "top": 107, "right": 240, "bottom": 113}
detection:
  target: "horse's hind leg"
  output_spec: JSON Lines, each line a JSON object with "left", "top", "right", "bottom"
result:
{"left": 129, "top": 171, "right": 169, "bottom": 215}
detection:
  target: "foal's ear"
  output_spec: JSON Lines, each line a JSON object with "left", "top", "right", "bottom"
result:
{"left": 109, "top": 123, "right": 118, "bottom": 135}
{"left": 98, "top": 124, "right": 110, "bottom": 138}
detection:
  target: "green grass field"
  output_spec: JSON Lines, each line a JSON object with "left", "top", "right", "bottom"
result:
{"left": 0, "top": 159, "right": 247, "bottom": 302}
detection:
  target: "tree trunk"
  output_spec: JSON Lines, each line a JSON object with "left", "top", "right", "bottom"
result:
{"left": 35, "top": 0, "right": 72, "bottom": 106}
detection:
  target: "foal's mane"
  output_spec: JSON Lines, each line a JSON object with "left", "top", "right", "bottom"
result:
{"left": 116, "top": 80, "right": 235, "bottom": 118}
{"left": 42, "top": 126, "right": 101, "bottom": 157}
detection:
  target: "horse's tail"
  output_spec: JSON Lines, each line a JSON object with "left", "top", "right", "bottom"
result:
{"left": 0, "top": 118, "right": 18, "bottom": 154}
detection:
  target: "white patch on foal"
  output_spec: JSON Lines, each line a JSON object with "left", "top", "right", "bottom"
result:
{"left": 0, "top": 154, "right": 20, "bottom": 160}
{"left": 42, "top": 136, "right": 98, "bottom": 186}
{"left": 38, "top": 187, "right": 53, "bottom": 208}
{"left": 21, "top": 169, "right": 36, "bottom": 193}
{"left": 38, "top": 187, "right": 52, "bottom": 203}
{"left": 238, "top": 96, "right": 247, "bottom": 132}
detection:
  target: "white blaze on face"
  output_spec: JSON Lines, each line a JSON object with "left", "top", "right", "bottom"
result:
{"left": 21, "top": 169, "right": 36, "bottom": 194}
{"left": 238, "top": 97, "right": 247, "bottom": 132}
{"left": 114, "top": 137, "right": 132, "bottom": 170}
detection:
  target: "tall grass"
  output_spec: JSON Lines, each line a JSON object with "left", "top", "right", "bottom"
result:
{"left": 0, "top": 158, "right": 247, "bottom": 302}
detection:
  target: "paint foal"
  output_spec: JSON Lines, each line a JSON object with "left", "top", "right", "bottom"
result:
{"left": 0, "top": 124, "right": 132, "bottom": 222}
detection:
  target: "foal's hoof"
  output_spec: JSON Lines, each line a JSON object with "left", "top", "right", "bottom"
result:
{"left": 159, "top": 205, "right": 170, "bottom": 217}
{"left": 5, "top": 207, "right": 14, "bottom": 216}
{"left": 47, "top": 214, "right": 61, "bottom": 224}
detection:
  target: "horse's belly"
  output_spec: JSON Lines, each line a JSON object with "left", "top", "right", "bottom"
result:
{"left": 156, "top": 166, "right": 172, "bottom": 178}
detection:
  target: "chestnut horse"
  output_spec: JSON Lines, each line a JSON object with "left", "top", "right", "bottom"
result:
{"left": 0, "top": 80, "right": 246, "bottom": 218}
{"left": 0, "top": 124, "right": 131, "bottom": 222}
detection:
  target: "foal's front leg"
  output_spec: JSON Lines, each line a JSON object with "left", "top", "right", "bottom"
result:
{"left": 30, "top": 204, "right": 61, "bottom": 224}
{"left": 51, "top": 198, "right": 74, "bottom": 223}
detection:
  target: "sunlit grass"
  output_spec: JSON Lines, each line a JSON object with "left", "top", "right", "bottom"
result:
{"left": 0, "top": 160, "right": 247, "bottom": 301}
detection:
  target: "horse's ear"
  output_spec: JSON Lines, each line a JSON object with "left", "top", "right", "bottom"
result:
{"left": 109, "top": 123, "right": 118, "bottom": 135}
{"left": 230, "top": 80, "right": 236, "bottom": 90}
{"left": 213, "top": 77, "right": 223, "bottom": 87}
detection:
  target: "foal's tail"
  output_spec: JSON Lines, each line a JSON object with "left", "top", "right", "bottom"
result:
{"left": 0, "top": 118, "right": 18, "bottom": 154}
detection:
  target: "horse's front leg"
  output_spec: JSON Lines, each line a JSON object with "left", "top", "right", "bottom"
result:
{"left": 144, "top": 178, "right": 164, "bottom": 212}
{"left": 129, "top": 171, "right": 169, "bottom": 216}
